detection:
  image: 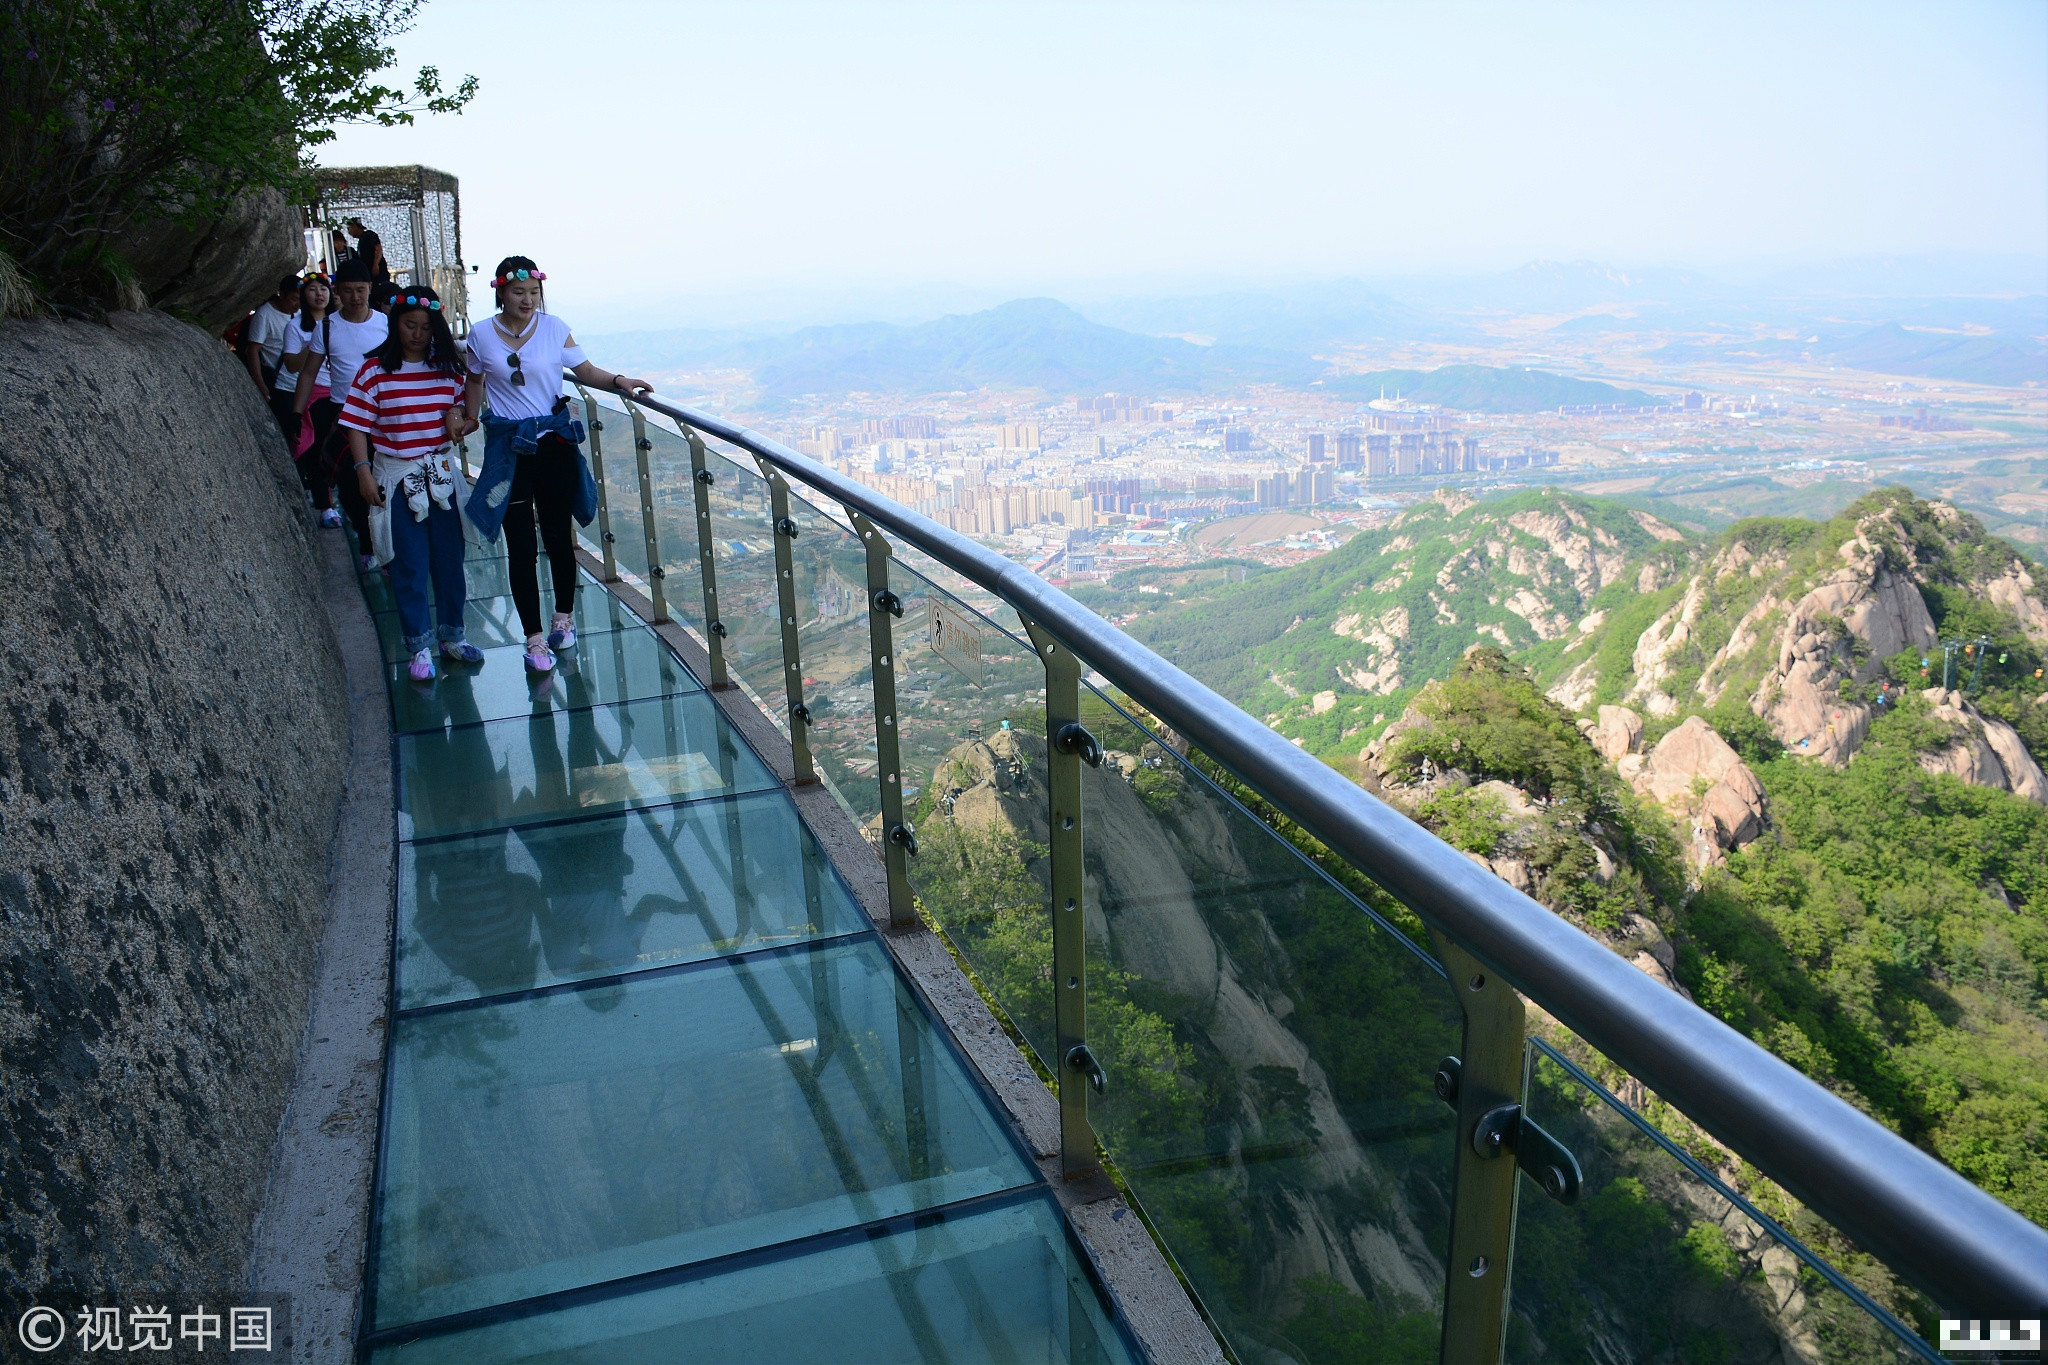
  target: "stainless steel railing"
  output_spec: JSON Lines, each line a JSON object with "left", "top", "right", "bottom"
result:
{"left": 562, "top": 379, "right": 2048, "bottom": 1354}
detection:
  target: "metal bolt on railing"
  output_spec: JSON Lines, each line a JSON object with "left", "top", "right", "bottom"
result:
{"left": 753, "top": 454, "right": 816, "bottom": 786}
{"left": 626, "top": 404, "right": 668, "bottom": 624}
{"left": 1023, "top": 615, "right": 1100, "bottom": 1180}
{"left": 849, "top": 511, "right": 916, "bottom": 928}
{"left": 684, "top": 430, "right": 731, "bottom": 689}
{"left": 575, "top": 388, "right": 620, "bottom": 583}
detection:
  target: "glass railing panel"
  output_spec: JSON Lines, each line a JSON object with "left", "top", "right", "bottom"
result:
{"left": 461, "top": 549, "right": 571, "bottom": 603}
{"left": 386, "top": 624, "right": 701, "bottom": 733}
{"left": 373, "top": 586, "right": 637, "bottom": 664}
{"left": 782, "top": 489, "right": 886, "bottom": 824}
{"left": 639, "top": 410, "right": 707, "bottom": 636}
{"left": 1512, "top": 1042, "right": 1938, "bottom": 1365}
{"left": 367, "top": 1191, "right": 1135, "bottom": 1365}
{"left": 880, "top": 562, "right": 1058, "bottom": 1072}
{"left": 395, "top": 692, "right": 778, "bottom": 840}
{"left": 367, "top": 937, "right": 1039, "bottom": 1330}
{"left": 696, "top": 442, "right": 790, "bottom": 730}
{"left": 1065, "top": 686, "right": 1462, "bottom": 1363}
{"left": 396, "top": 789, "right": 870, "bottom": 1009}
{"left": 587, "top": 397, "right": 649, "bottom": 582}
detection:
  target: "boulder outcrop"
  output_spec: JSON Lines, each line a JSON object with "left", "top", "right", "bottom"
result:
{"left": 1625, "top": 716, "right": 1769, "bottom": 866}
{"left": 1919, "top": 689, "right": 2048, "bottom": 804}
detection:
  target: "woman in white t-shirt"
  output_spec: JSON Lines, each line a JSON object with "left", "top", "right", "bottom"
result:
{"left": 274, "top": 272, "right": 333, "bottom": 513}
{"left": 461, "top": 255, "right": 652, "bottom": 674}
{"left": 297, "top": 260, "right": 389, "bottom": 561}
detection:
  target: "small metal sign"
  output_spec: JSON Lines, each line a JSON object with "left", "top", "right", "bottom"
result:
{"left": 928, "top": 596, "right": 986, "bottom": 685}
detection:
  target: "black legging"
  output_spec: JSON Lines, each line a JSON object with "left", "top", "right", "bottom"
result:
{"left": 504, "top": 434, "right": 580, "bottom": 638}
{"left": 311, "top": 397, "right": 371, "bottom": 546}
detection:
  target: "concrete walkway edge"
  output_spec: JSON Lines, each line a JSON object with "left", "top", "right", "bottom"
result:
{"left": 246, "top": 532, "right": 395, "bottom": 1363}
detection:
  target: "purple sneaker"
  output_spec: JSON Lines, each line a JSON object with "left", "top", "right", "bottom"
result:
{"left": 440, "top": 640, "right": 484, "bottom": 666}
{"left": 523, "top": 641, "right": 555, "bottom": 674}
{"left": 547, "top": 613, "right": 577, "bottom": 651}
{"left": 407, "top": 648, "right": 436, "bottom": 683}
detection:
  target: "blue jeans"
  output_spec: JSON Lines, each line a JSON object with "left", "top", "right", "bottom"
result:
{"left": 389, "top": 499, "right": 469, "bottom": 653}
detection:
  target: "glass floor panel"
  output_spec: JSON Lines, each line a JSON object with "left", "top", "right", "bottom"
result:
{"left": 367, "top": 1191, "right": 1135, "bottom": 1365}
{"left": 376, "top": 589, "right": 643, "bottom": 663}
{"left": 397, "top": 692, "right": 777, "bottom": 841}
{"left": 397, "top": 791, "right": 869, "bottom": 1009}
{"left": 368, "top": 937, "right": 1039, "bottom": 1331}
{"left": 386, "top": 627, "right": 702, "bottom": 733}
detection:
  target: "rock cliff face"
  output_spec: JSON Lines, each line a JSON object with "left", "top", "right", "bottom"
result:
{"left": 1621, "top": 715, "right": 1770, "bottom": 866}
{"left": 1919, "top": 688, "right": 2048, "bottom": 803}
{"left": 0, "top": 312, "right": 347, "bottom": 1300}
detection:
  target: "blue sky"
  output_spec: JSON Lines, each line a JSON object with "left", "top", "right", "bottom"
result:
{"left": 322, "top": 0, "right": 2048, "bottom": 329}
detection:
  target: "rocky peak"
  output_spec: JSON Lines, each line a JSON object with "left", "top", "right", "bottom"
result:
{"left": 1918, "top": 688, "right": 2048, "bottom": 805}
{"left": 1623, "top": 716, "right": 1769, "bottom": 867}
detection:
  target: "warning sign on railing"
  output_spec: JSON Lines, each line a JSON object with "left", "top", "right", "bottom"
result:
{"left": 928, "top": 597, "right": 986, "bottom": 686}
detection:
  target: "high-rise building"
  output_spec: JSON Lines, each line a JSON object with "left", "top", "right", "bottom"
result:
{"left": 1335, "top": 433, "right": 1362, "bottom": 470}
{"left": 1223, "top": 428, "right": 1253, "bottom": 453}
{"left": 1365, "top": 433, "right": 1392, "bottom": 477}
{"left": 1304, "top": 433, "right": 1326, "bottom": 463}
{"left": 1396, "top": 433, "right": 1423, "bottom": 476}
{"left": 999, "top": 423, "right": 1041, "bottom": 450}
{"left": 1255, "top": 471, "right": 1289, "bottom": 507}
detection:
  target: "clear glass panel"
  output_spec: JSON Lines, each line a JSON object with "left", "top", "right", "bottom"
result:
{"left": 397, "top": 790, "right": 869, "bottom": 1009}
{"left": 882, "top": 564, "right": 1058, "bottom": 1070}
{"left": 368, "top": 1192, "right": 1135, "bottom": 1365}
{"left": 1512, "top": 1044, "right": 1934, "bottom": 1365}
{"left": 1053, "top": 691, "right": 1464, "bottom": 1363}
{"left": 396, "top": 692, "right": 778, "bottom": 840}
{"left": 697, "top": 442, "right": 789, "bottom": 728}
{"left": 375, "top": 586, "right": 639, "bottom": 663}
{"left": 584, "top": 396, "right": 649, "bottom": 583}
{"left": 387, "top": 625, "right": 701, "bottom": 733}
{"left": 368, "top": 937, "right": 1038, "bottom": 1330}
{"left": 638, "top": 410, "right": 707, "bottom": 638}
{"left": 784, "top": 491, "right": 886, "bottom": 825}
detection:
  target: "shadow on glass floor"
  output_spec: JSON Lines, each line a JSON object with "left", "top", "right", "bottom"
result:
{"left": 397, "top": 790, "right": 870, "bottom": 1009}
{"left": 386, "top": 626, "right": 703, "bottom": 734}
{"left": 397, "top": 691, "right": 778, "bottom": 841}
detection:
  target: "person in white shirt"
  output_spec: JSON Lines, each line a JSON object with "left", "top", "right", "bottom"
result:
{"left": 295, "top": 260, "right": 388, "bottom": 555}
{"left": 461, "top": 255, "right": 651, "bottom": 674}
{"left": 271, "top": 272, "right": 330, "bottom": 475}
{"left": 241, "top": 274, "right": 301, "bottom": 394}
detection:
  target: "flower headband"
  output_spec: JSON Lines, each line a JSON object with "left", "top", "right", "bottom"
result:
{"left": 300, "top": 271, "right": 331, "bottom": 284}
{"left": 490, "top": 268, "right": 546, "bottom": 287}
{"left": 397, "top": 294, "right": 442, "bottom": 310}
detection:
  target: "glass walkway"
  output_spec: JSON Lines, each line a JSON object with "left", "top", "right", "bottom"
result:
{"left": 348, "top": 544, "right": 1138, "bottom": 1363}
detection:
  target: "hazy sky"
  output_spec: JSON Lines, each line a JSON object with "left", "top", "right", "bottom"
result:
{"left": 322, "top": 0, "right": 2048, "bottom": 329}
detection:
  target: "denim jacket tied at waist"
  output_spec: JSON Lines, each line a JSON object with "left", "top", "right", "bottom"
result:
{"left": 464, "top": 407, "right": 598, "bottom": 541}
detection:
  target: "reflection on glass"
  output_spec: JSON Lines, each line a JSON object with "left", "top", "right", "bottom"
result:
{"left": 368, "top": 1192, "right": 1134, "bottom": 1365}
{"left": 697, "top": 444, "right": 789, "bottom": 726}
{"left": 780, "top": 489, "right": 885, "bottom": 823}
{"left": 397, "top": 790, "right": 869, "bottom": 1008}
{"left": 464, "top": 550, "right": 568, "bottom": 603}
{"left": 1062, "top": 690, "right": 1461, "bottom": 1364}
{"left": 368, "top": 938, "right": 1037, "bottom": 1329}
{"left": 386, "top": 626, "right": 701, "bottom": 733}
{"left": 375, "top": 586, "right": 635, "bottom": 663}
{"left": 1513, "top": 1043, "right": 1933, "bottom": 1365}
{"left": 397, "top": 691, "right": 777, "bottom": 839}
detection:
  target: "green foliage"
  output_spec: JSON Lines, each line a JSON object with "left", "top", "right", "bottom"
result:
{"left": 1, "top": 0, "right": 476, "bottom": 303}
{"left": 1389, "top": 646, "right": 1613, "bottom": 808}
{"left": 1281, "top": 1276, "right": 1436, "bottom": 1365}
{"left": 1679, "top": 699, "right": 2048, "bottom": 1226}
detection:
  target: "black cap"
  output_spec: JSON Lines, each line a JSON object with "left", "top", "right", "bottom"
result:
{"left": 277, "top": 273, "right": 304, "bottom": 294}
{"left": 334, "top": 260, "right": 373, "bottom": 285}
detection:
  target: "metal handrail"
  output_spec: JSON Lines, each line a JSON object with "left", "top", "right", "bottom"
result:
{"left": 600, "top": 383, "right": 2048, "bottom": 1316}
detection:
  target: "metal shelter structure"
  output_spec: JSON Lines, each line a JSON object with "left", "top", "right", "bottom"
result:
{"left": 309, "top": 164, "right": 469, "bottom": 331}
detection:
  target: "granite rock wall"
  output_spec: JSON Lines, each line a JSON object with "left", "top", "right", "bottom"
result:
{"left": 0, "top": 311, "right": 348, "bottom": 1301}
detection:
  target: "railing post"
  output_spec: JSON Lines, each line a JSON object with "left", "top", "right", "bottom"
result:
{"left": 752, "top": 456, "right": 817, "bottom": 786}
{"left": 1021, "top": 615, "right": 1103, "bottom": 1180}
{"left": 847, "top": 511, "right": 916, "bottom": 929}
{"left": 1429, "top": 930, "right": 1526, "bottom": 1365}
{"left": 626, "top": 403, "right": 669, "bottom": 624}
{"left": 576, "top": 389, "right": 620, "bottom": 582}
{"left": 684, "top": 429, "right": 731, "bottom": 689}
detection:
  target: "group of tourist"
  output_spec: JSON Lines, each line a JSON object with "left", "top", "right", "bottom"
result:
{"left": 237, "top": 255, "right": 651, "bottom": 683}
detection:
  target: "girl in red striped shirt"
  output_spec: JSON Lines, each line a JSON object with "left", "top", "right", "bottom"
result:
{"left": 340, "top": 287, "right": 483, "bottom": 683}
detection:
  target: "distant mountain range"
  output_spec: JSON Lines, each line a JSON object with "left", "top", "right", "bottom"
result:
{"left": 1649, "top": 321, "right": 2047, "bottom": 387}
{"left": 1321, "top": 365, "right": 1655, "bottom": 412}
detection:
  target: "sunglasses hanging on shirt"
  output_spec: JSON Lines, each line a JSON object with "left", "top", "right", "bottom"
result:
{"left": 507, "top": 350, "right": 525, "bottom": 387}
